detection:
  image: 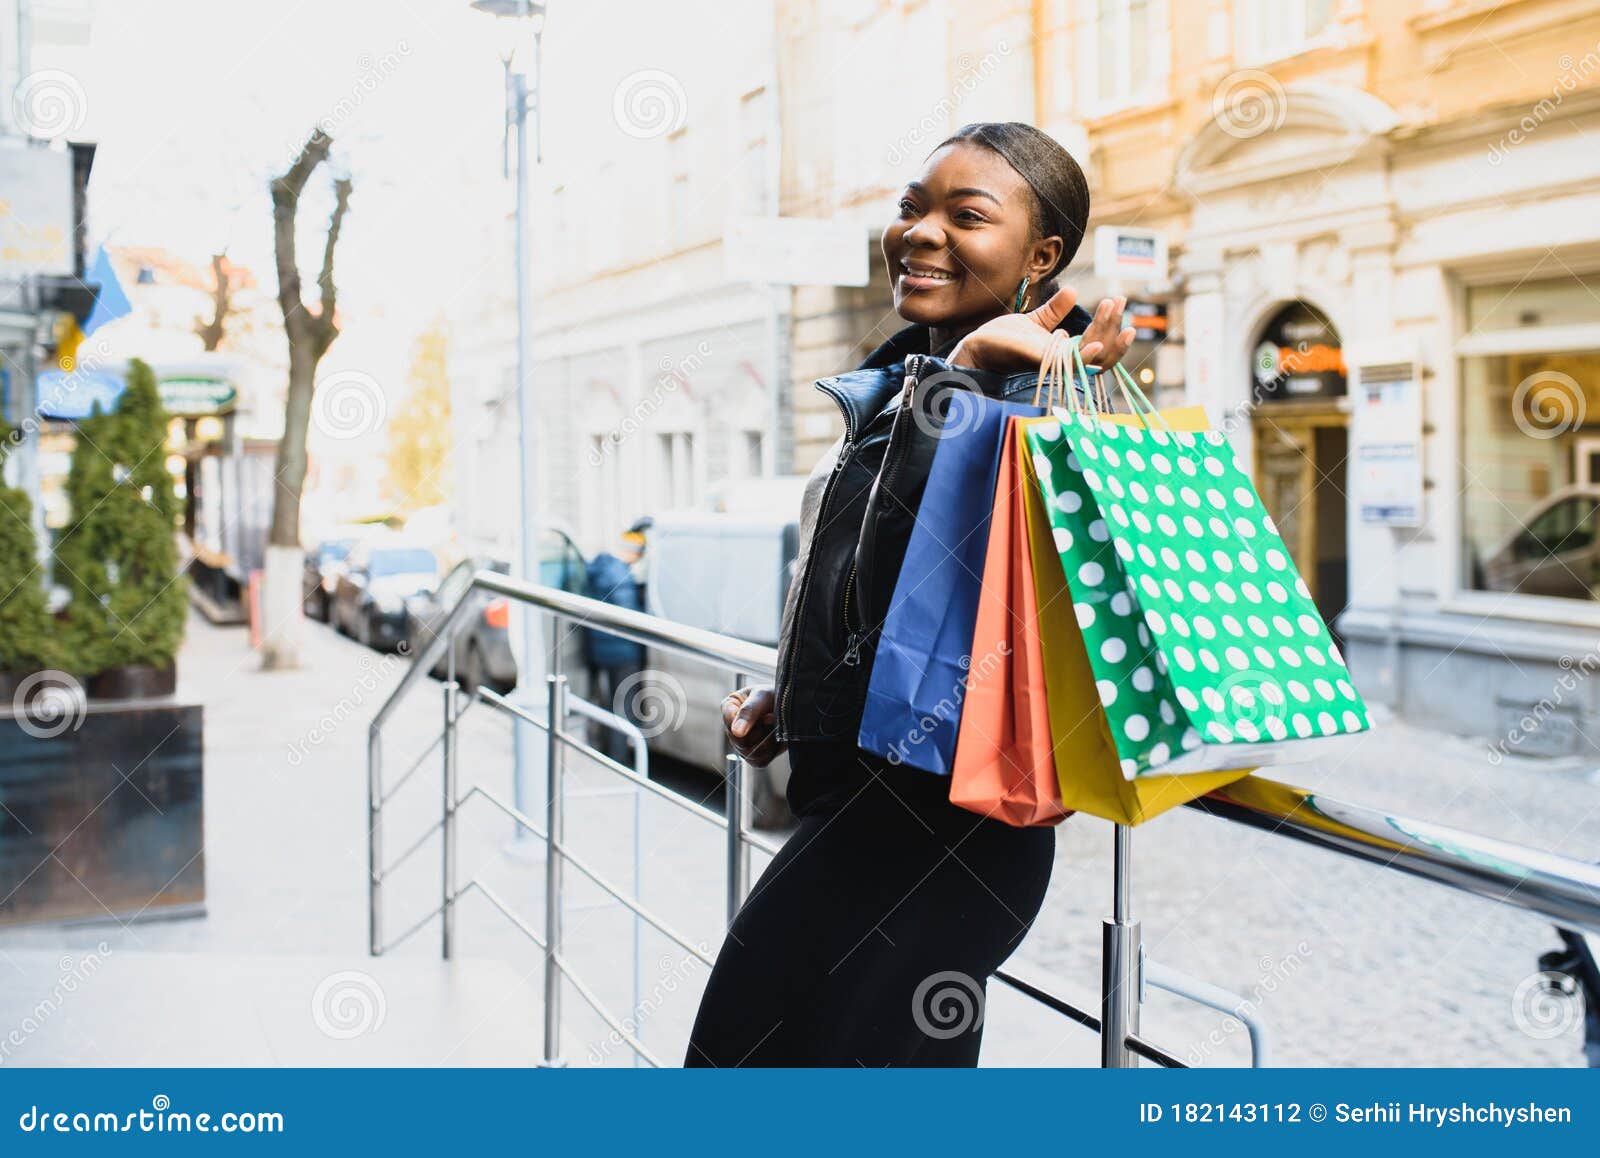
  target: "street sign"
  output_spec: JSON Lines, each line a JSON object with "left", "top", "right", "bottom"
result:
{"left": 1126, "top": 300, "right": 1167, "bottom": 341}
{"left": 0, "top": 146, "right": 75, "bottom": 279}
{"left": 160, "top": 376, "right": 238, "bottom": 417}
{"left": 1093, "top": 225, "right": 1168, "bottom": 284}
{"left": 724, "top": 216, "right": 868, "bottom": 287}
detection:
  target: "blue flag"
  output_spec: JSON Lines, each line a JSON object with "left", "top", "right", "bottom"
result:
{"left": 82, "top": 246, "right": 132, "bottom": 335}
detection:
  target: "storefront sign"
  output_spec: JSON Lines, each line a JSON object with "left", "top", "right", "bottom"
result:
{"left": 1093, "top": 226, "right": 1168, "bottom": 284}
{"left": 160, "top": 375, "right": 238, "bottom": 417}
{"left": 35, "top": 369, "right": 124, "bottom": 420}
{"left": 1253, "top": 302, "right": 1346, "bottom": 401}
{"left": 0, "top": 147, "right": 75, "bottom": 278}
{"left": 1352, "top": 363, "right": 1423, "bottom": 526}
{"left": 724, "top": 216, "right": 868, "bottom": 286}
{"left": 1126, "top": 300, "right": 1167, "bottom": 342}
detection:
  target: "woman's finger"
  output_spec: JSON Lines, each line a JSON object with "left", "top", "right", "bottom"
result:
{"left": 1027, "top": 284, "right": 1078, "bottom": 332}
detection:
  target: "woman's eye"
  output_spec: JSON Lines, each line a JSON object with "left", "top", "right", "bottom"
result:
{"left": 897, "top": 198, "right": 918, "bottom": 215}
{"left": 955, "top": 209, "right": 986, "bottom": 224}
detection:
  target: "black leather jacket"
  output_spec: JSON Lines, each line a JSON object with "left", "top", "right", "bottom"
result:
{"left": 773, "top": 312, "right": 1093, "bottom": 743}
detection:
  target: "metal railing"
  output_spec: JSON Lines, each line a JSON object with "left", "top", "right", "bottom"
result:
{"left": 368, "top": 571, "right": 1600, "bottom": 1067}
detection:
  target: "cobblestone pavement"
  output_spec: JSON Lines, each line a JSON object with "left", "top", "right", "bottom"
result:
{"left": 2, "top": 611, "right": 1595, "bottom": 1067}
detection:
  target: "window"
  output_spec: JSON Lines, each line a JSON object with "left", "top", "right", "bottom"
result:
{"left": 1460, "top": 341, "right": 1600, "bottom": 605}
{"left": 727, "top": 429, "right": 764, "bottom": 479}
{"left": 1234, "top": 0, "right": 1334, "bottom": 63}
{"left": 1076, "top": 0, "right": 1170, "bottom": 115}
{"left": 657, "top": 431, "right": 697, "bottom": 509}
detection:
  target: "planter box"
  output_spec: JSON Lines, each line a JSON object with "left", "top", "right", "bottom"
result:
{"left": 0, "top": 698, "right": 204, "bottom": 928}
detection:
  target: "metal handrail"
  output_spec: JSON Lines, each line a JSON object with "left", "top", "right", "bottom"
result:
{"left": 368, "top": 571, "right": 1600, "bottom": 1068}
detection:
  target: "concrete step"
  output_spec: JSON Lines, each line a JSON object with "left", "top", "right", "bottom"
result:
{"left": 0, "top": 948, "right": 553, "bottom": 1066}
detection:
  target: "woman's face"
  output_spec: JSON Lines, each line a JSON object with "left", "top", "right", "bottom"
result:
{"left": 881, "top": 141, "right": 1062, "bottom": 332}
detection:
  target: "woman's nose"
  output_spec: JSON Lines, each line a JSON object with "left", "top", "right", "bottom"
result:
{"left": 903, "top": 216, "right": 945, "bottom": 248}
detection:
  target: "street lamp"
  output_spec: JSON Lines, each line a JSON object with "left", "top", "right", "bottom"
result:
{"left": 471, "top": 0, "right": 547, "bottom": 846}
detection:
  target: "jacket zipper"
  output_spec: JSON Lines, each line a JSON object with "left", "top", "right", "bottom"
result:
{"left": 839, "top": 354, "right": 924, "bottom": 668}
{"left": 778, "top": 379, "right": 858, "bottom": 735}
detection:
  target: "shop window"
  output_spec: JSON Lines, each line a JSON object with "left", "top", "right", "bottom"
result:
{"left": 1461, "top": 348, "right": 1600, "bottom": 604}
{"left": 1234, "top": 0, "right": 1334, "bottom": 64}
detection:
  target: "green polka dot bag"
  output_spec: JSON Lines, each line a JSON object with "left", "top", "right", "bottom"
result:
{"left": 1023, "top": 339, "right": 1372, "bottom": 779}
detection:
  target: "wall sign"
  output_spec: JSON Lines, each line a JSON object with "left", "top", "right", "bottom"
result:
{"left": 1352, "top": 362, "right": 1423, "bottom": 526}
{"left": 1253, "top": 302, "right": 1346, "bottom": 401}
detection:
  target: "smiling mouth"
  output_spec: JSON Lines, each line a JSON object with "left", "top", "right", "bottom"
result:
{"left": 899, "top": 261, "right": 959, "bottom": 287}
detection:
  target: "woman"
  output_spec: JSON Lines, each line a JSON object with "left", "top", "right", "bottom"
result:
{"left": 684, "top": 123, "right": 1135, "bottom": 1067}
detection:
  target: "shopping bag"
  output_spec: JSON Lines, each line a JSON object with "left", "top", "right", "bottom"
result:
{"left": 947, "top": 419, "right": 1071, "bottom": 827}
{"left": 1025, "top": 343, "right": 1372, "bottom": 779}
{"left": 1015, "top": 413, "right": 1250, "bottom": 825}
{"left": 858, "top": 388, "right": 1043, "bottom": 772}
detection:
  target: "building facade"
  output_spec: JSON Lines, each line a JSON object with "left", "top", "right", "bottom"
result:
{"left": 778, "top": 0, "right": 1600, "bottom": 757}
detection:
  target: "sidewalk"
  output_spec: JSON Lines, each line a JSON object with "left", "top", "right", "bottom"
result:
{"left": 2, "top": 609, "right": 1596, "bottom": 1067}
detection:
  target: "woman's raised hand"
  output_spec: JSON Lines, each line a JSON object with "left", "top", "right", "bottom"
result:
{"left": 722, "top": 685, "right": 786, "bottom": 768}
{"left": 948, "top": 288, "right": 1136, "bottom": 373}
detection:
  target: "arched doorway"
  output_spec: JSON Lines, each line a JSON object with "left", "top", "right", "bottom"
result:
{"left": 1249, "top": 302, "right": 1349, "bottom": 633}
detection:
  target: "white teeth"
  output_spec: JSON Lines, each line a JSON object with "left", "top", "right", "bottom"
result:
{"left": 904, "top": 265, "right": 953, "bottom": 280}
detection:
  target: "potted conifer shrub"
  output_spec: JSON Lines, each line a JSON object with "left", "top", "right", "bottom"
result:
{"left": 57, "top": 359, "right": 187, "bottom": 700}
{"left": 0, "top": 481, "right": 60, "bottom": 703}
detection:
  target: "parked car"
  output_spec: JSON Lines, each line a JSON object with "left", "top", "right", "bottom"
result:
{"left": 405, "top": 526, "right": 593, "bottom": 693}
{"left": 303, "top": 536, "right": 359, "bottom": 622}
{"left": 333, "top": 539, "right": 440, "bottom": 650}
{"left": 1479, "top": 486, "right": 1600, "bottom": 600}
{"left": 635, "top": 503, "right": 804, "bottom": 827}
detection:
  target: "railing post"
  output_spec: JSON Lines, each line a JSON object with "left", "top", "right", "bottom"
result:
{"left": 1101, "top": 823, "right": 1141, "bottom": 1067}
{"left": 724, "top": 752, "right": 751, "bottom": 923}
{"left": 542, "top": 670, "right": 567, "bottom": 1067}
{"left": 441, "top": 679, "right": 460, "bottom": 960}
{"left": 368, "top": 726, "right": 382, "bottom": 956}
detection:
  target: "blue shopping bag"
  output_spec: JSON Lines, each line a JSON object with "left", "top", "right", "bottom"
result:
{"left": 857, "top": 389, "right": 1044, "bottom": 772}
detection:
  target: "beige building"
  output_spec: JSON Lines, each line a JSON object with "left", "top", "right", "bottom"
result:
{"left": 778, "top": 0, "right": 1600, "bottom": 756}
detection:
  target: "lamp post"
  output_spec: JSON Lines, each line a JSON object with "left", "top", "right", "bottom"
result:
{"left": 472, "top": 0, "right": 547, "bottom": 841}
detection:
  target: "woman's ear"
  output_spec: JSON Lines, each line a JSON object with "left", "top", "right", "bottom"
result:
{"left": 1027, "top": 235, "right": 1064, "bottom": 282}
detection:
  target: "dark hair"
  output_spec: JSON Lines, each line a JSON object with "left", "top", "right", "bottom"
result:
{"left": 933, "top": 122, "right": 1090, "bottom": 289}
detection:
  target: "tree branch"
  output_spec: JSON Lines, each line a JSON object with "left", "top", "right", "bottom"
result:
{"left": 312, "top": 177, "right": 352, "bottom": 358}
{"left": 270, "top": 128, "right": 333, "bottom": 342}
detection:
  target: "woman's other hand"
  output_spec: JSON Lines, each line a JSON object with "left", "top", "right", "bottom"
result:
{"left": 948, "top": 288, "right": 1136, "bottom": 373}
{"left": 722, "top": 685, "right": 786, "bottom": 768}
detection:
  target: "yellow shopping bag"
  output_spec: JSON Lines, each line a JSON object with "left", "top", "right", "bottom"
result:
{"left": 1016, "top": 410, "right": 1253, "bottom": 825}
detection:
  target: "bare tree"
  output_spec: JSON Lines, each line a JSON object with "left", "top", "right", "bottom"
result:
{"left": 260, "top": 128, "right": 353, "bottom": 670}
{"left": 192, "top": 252, "right": 236, "bottom": 352}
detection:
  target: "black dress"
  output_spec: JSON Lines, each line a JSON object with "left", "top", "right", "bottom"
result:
{"left": 684, "top": 321, "right": 1065, "bottom": 1067}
